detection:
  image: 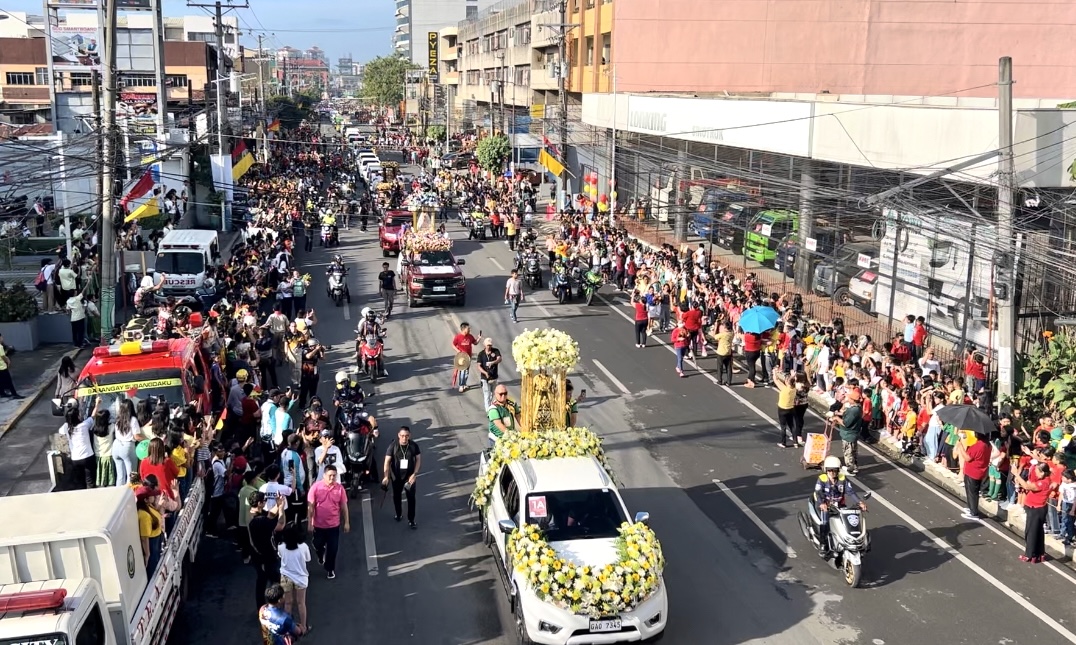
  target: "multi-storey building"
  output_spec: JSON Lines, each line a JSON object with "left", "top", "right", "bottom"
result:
{"left": 395, "top": 0, "right": 494, "bottom": 66}
{"left": 275, "top": 47, "right": 330, "bottom": 94}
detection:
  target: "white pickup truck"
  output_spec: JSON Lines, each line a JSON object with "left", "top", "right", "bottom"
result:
{"left": 480, "top": 454, "right": 668, "bottom": 644}
{"left": 0, "top": 484, "right": 204, "bottom": 644}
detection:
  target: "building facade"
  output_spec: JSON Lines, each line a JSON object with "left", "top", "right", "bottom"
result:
{"left": 396, "top": 0, "right": 492, "bottom": 66}
{"left": 275, "top": 47, "right": 330, "bottom": 94}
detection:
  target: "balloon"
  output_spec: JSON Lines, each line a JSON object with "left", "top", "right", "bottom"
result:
{"left": 598, "top": 202, "right": 610, "bottom": 212}
{"left": 136, "top": 440, "right": 150, "bottom": 461}
{"left": 599, "top": 194, "right": 608, "bottom": 203}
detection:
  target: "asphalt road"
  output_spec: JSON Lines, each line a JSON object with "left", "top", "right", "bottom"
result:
{"left": 5, "top": 153, "right": 1076, "bottom": 644}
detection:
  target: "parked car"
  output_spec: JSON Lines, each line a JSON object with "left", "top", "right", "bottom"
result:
{"left": 743, "top": 209, "right": 798, "bottom": 265}
{"left": 442, "top": 152, "right": 475, "bottom": 170}
{"left": 714, "top": 202, "right": 766, "bottom": 254}
{"left": 772, "top": 226, "right": 850, "bottom": 279}
{"left": 846, "top": 267, "right": 879, "bottom": 312}
{"left": 690, "top": 189, "right": 754, "bottom": 240}
{"left": 813, "top": 242, "right": 881, "bottom": 305}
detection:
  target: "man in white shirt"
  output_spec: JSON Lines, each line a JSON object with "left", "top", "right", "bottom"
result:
{"left": 258, "top": 464, "right": 293, "bottom": 514}
{"left": 313, "top": 429, "right": 347, "bottom": 481}
{"left": 65, "top": 292, "right": 89, "bottom": 347}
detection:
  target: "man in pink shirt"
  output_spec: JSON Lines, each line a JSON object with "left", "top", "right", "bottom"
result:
{"left": 306, "top": 465, "right": 350, "bottom": 579}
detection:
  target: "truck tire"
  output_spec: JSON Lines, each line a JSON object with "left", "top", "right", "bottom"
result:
{"left": 409, "top": 293, "right": 417, "bottom": 308}
{"left": 456, "top": 295, "right": 466, "bottom": 307}
{"left": 383, "top": 249, "right": 390, "bottom": 257}
{"left": 833, "top": 287, "right": 853, "bottom": 307}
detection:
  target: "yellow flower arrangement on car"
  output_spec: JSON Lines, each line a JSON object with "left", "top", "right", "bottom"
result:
{"left": 507, "top": 520, "right": 665, "bottom": 618}
{"left": 402, "top": 230, "right": 452, "bottom": 253}
{"left": 471, "top": 427, "right": 608, "bottom": 510}
{"left": 512, "top": 328, "right": 581, "bottom": 374}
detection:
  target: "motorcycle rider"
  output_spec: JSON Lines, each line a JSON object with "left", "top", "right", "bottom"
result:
{"left": 356, "top": 308, "right": 387, "bottom": 375}
{"left": 325, "top": 254, "right": 349, "bottom": 301}
{"left": 813, "top": 456, "right": 867, "bottom": 554}
{"left": 320, "top": 209, "right": 337, "bottom": 247}
{"left": 333, "top": 370, "right": 367, "bottom": 414}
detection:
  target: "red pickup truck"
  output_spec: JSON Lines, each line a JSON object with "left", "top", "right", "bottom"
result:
{"left": 402, "top": 249, "right": 467, "bottom": 307}
{"left": 378, "top": 211, "right": 408, "bottom": 256}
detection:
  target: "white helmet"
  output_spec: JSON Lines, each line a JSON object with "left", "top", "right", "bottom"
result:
{"left": 335, "top": 370, "right": 348, "bottom": 384}
{"left": 361, "top": 307, "right": 373, "bottom": 319}
{"left": 823, "top": 456, "right": 842, "bottom": 471}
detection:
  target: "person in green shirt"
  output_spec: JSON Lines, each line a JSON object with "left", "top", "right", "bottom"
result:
{"left": 564, "top": 379, "right": 586, "bottom": 428}
{"left": 836, "top": 388, "right": 865, "bottom": 475}
{"left": 237, "top": 470, "right": 264, "bottom": 563}
{"left": 487, "top": 385, "right": 519, "bottom": 449}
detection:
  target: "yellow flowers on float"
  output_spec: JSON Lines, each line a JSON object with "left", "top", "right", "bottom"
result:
{"left": 512, "top": 328, "right": 581, "bottom": 374}
{"left": 471, "top": 427, "right": 608, "bottom": 511}
{"left": 507, "top": 521, "right": 665, "bottom": 618}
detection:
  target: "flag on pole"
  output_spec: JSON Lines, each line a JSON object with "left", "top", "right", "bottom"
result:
{"left": 119, "top": 171, "right": 155, "bottom": 209}
{"left": 232, "top": 140, "right": 254, "bottom": 181}
{"left": 267, "top": 118, "right": 281, "bottom": 132}
{"left": 123, "top": 197, "right": 160, "bottom": 223}
{"left": 538, "top": 148, "right": 565, "bottom": 177}
{"left": 542, "top": 135, "right": 561, "bottom": 159}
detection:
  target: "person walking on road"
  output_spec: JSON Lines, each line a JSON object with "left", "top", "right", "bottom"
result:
{"left": 834, "top": 388, "right": 865, "bottom": 475}
{"left": 259, "top": 583, "right": 306, "bottom": 644}
{"left": 378, "top": 262, "right": 397, "bottom": 318}
{"left": 382, "top": 426, "right": 422, "bottom": 529}
{"left": 476, "top": 339, "right": 503, "bottom": 410}
{"left": 307, "top": 464, "right": 349, "bottom": 579}
{"left": 277, "top": 524, "right": 311, "bottom": 634}
{"left": 504, "top": 269, "right": 524, "bottom": 323}
{"left": 248, "top": 490, "right": 286, "bottom": 608}
{"left": 451, "top": 322, "right": 481, "bottom": 393}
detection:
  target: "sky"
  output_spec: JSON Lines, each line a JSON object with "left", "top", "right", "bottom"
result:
{"left": 3, "top": 0, "right": 395, "bottom": 64}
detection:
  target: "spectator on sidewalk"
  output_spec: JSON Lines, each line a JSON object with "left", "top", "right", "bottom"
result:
{"left": 65, "top": 291, "right": 89, "bottom": 348}
{"left": 0, "top": 334, "right": 24, "bottom": 400}
{"left": 956, "top": 431, "right": 990, "bottom": 521}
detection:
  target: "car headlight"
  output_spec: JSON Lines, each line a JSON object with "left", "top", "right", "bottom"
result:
{"left": 537, "top": 621, "right": 562, "bottom": 634}
{"left": 453, "top": 277, "right": 466, "bottom": 287}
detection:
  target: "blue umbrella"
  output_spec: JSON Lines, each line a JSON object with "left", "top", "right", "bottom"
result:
{"left": 738, "top": 306, "right": 780, "bottom": 334}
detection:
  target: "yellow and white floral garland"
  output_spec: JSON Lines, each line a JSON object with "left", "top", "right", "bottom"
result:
{"left": 471, "top": 427, "right": 608, "bottom": 511}
{"left": 403, "top": 230, "right": 452, "bottom": 253}
{"left": 507, "top": 521, "right": 665, "bottom": 618}
{"left": 512, "top": 328, "right": 581, "bottom": 373}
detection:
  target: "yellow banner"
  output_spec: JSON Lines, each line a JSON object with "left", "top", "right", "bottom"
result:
{"left": 232, "top": 152, "right": 255, "bottom": 181}
{"left": 538, "top": 148, "right": 564, "bottom": 177}
{"left": 124, "top": 200, "right": 160, "bottom": 223}
{"left": 77, "top": 378, "right": 183, "bottom": 397}
{"left": 529, "top": 104, "right": 546, "bottom": 119}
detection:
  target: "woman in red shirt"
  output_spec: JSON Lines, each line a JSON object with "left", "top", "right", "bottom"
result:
{"left": 672, "top": 322, "right": 691, "bottom": 377}
{"left": 1015, "top": 461, "right": 1052, "bottom": 562}
{"left": 741, "top": 331, "right": 763, "bottom": 388}
{"left": 139, "top": 438, "right": 180, "bottom": 501}
{"left": 631, "top": 293, "right": 648, "bottom": 348}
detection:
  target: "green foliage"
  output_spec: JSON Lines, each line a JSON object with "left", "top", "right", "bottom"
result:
{"left": 1011, "top": 329, "right": 1076, "bottom": 422}
{"left": 362, "top": 55, "right": 417, "bottom": 107}
{"left": 0, "top": 282, "right": 39, "bottom": 322}
{"left": 475, "top": 134, "right": 511, "bottom": 173}
{"left": 426, "top": 125, "right": 446, "bottom": 141}
{"left": 267, "top": 96, "right": 310, "bottom": 130}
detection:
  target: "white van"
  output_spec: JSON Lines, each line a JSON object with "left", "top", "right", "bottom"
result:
{"left": 154, "top": 229, "right": 220, "bottom": 295}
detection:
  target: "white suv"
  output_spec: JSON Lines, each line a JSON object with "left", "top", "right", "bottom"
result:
{"left": 480, "top": 454, "right": 668, "bottom": 644}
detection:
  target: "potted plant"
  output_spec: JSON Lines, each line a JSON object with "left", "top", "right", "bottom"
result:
{"left": 0, "top": 282, "right": 40, "bottom": 351}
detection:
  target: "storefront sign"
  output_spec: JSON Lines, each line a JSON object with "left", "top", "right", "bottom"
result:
{"left": 427, "top": 32, "right": 439, "bottom": 83}
{"left": 51, "top": 25, "right": 102, "bottom": 70}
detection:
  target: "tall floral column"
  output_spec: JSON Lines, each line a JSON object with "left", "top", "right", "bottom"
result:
{"left": 511, "top": 329, "right": 580, "bottom": 433}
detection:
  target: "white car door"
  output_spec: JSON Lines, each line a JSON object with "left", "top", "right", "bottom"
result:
{"left": 487, "top": 465, "right": 521, "bottom": 564}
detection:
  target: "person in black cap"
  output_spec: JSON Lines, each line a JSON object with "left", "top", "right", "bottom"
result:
{"left": 248, "top": 490, "right": 286, "bottom": 607}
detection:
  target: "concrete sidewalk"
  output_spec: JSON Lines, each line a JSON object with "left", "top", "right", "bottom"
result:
{"left": 0, "top": 344, "right": 83, "bottom": 439}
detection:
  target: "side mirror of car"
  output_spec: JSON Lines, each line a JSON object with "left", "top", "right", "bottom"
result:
{"left": 497, "top": 519, "right": 517, "bottom": 535}
{"left": 634, "top": 511, "right": 650, "bottom": 526}
{"left": 456, "top": 258, "right": 466, "bottom": 265}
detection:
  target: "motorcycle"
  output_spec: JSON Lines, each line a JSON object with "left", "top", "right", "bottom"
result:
{"left": 581, "top": 269, "right": 604, "bottom": 306}
{"left": 550, "top": 268, "right": 571, "bottom": 304}
{"left": 523, "top": 254, "right": 543, "bottom": 289}
{"left": 327, "top": 268, "right": 350, "bottom": 306}
{"left": 522, "top": 227, "right": 538, "bottom": 248}
{"left": 340, "top": 401, "right": 378, "bottom": 498}
{"left": 798, "top": 491, "right": 872, "bottom": 587}
{"left": 321, "top": 224, "right": 339, "bottom": 247}
{"left": 357, "top": 322, "right": 387, "bottom": 382}
{"left": 468, "top": 217, "right": 488, "bottom": 241}
{"left": 569, "top": 264, "right": 585, "bottom": 299}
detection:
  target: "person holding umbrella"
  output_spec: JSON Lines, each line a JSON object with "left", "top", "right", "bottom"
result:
{"left": 739, "top": 305, "right": 778, "bottom": 388}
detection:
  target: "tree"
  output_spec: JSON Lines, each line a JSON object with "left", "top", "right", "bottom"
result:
{"left": 426, "top": 125, "right": 446, "bottom": 141}
{"left": 476, "top": 134, "right": 511, "bottom": 173}
{"left": 363, "top": 55, "right": 416, "bottom": 106}
{"left": 266, "top": 95, "right": 309, "bottom": 130}
{"left": 1011, "top": 329, "right": 1076, "bottom": 423}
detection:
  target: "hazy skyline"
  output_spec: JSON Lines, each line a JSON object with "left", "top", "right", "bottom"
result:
{"left": 2, "top": 0, "right": 395, "bottom": 64}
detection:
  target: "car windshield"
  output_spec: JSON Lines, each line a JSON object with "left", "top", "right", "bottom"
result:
{"left": 525, "top": 489, "right": 627, "bottom": 541}
{"left": 155, "top": 252, "right": 204, "bottom": 275}
{"left": 417, "top": 251, "right": 455, "bottom": 266}
{"left": 74, "top": 368, "right": 187, "bottom": 417}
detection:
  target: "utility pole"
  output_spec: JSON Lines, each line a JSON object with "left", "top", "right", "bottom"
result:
{"left": 996, "top": 56, "right": 1016, "bottom": 399}
{"left": 91, "top": 70, "right": 103, "bottom": 220}
{"left": 99, "top": 0, "right": 119, "bottom": 341}
{"left": 188, "top": 0, "right": 249, "bottom": 231}
{"left": 256, "top": 33, "right": 266, "bottom": 116}
{"left": 547, "top": 2, "right": 577, "bottom": 210}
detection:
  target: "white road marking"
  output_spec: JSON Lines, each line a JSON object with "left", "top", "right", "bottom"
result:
{"left": 361, "top": 490, "right": 379, "bottom": 575}
{"left": 598, "top": 292, "right": 1076, "bottom": 627}
{"left": 488, "top": 256, "right": 506, "bottom": 272}
{"left": 535, "top": 303, "right": 554, "bottom": 318}
{"left": 343, "top": 303, "right": 351, "bottom": 320}
{"left": 712, "top": 478, "right": 797, "bottom": 559}
{"left": 865, "top": 486, "right": 1076, "bottom": 643}
{"left": 592, "top": 359, "right": 632, "bottom": 396}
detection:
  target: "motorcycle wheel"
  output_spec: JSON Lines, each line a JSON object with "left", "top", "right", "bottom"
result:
{"left": 371, "top": 368, "right": 379, "bottom": 384}
{"left": 797, "top": 512, "right": 813, "bottom": 542}
{"left": 843, "top": 556, "right": 862, "bottom": 588}
{"left": 558, "top": 289, "right": 567, "bottom": 304}
{"left": 586, "top": 290, "right": 595, "bottom": 306}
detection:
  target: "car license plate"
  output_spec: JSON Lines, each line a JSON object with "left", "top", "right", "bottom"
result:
{"left": 433, "top": 286, "right": 446, "bottom": 292}
{"left": 589, "top": 618, "right": 622, "bottom": 633}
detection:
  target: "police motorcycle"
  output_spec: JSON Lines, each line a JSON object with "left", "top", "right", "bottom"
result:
{"left": 333, "top": 370, "right": 379, "bottom": 497}
{"left": 517, "top": 247, "right": 544, "bottom": 289}
{"left": 798, "top": 456, "right": 873, "bottom": 588}
{"left": 521, "top": 227, "right": 538, "bottom": 248}
{"left": 550, "top": 261, "right": 572, "bottom": 304}
{"left": 468, "top": 213, "right": 488, "bottom": 241}
{"left": 355, "top": 308, "right": 388, "bottom": 382}
{"left": 326, "top": 255, "right": 351, "bottom": 306}
{"left": 581, "top": 266, "right": 604, "bottom": 306}
{"left": 320, "top": 210, "right": 339, "bottom": 247}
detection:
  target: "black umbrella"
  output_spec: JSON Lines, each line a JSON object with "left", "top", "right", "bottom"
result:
{"left": 935, "top": 404, "right": 996, "bottom": 437}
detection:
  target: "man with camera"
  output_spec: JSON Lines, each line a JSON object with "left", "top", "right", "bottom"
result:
{"left": 299, "top": 337, "right": 326, "bottom": 408}
{"left": 382, "top": 426, "right": 422, "bottom": 529}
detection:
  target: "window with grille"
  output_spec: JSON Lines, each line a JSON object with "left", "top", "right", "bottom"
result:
{"left": 5, "top": 72, "right": 34, "bottom": 86}
{"left": 70, "top": 72, "right": 92, "bottom": 87}
{"left": 165, "top": 74, "right": 188, "bottom": 88}
{"left": 122, "top": 75, "right": 157, "bottom": 87}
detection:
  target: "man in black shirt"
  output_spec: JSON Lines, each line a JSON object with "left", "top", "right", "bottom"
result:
{"left": 381, "top": 426, "right": 422, "bottom": 529}
{"left": 377, "top": 262, "right": 397, "bottom": 318}
{"left": 476, "top": 338, "right": 502, "bottom": 410}
{"left": 247, "top": 490, "right": 286, "bottom": 608}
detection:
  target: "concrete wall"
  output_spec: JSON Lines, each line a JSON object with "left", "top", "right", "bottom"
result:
{"left": 613, "top": 0, "right": 1076, "bottom": 98}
